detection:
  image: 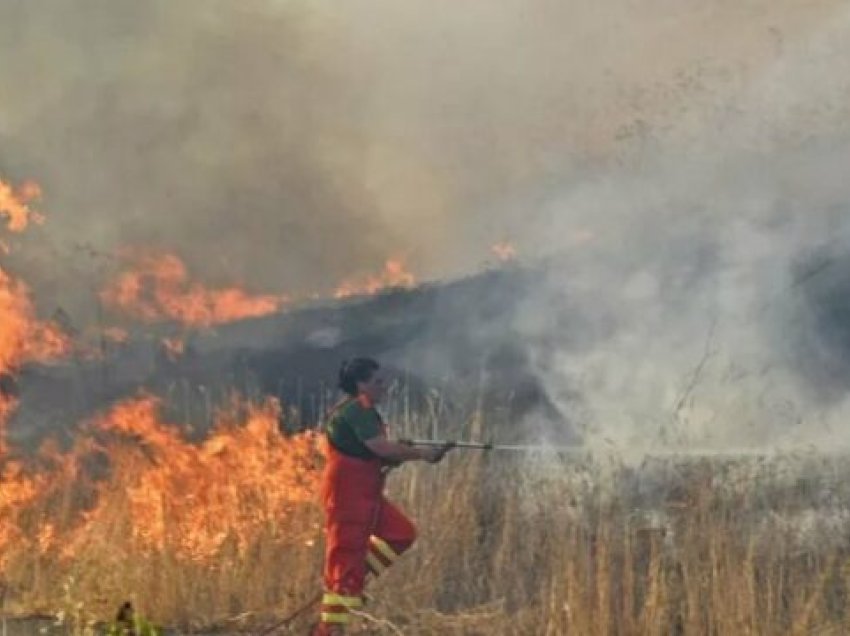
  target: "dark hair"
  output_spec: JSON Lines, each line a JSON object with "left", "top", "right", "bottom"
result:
{"left": 338, "top": 357, "right": 379, "bottom": 396}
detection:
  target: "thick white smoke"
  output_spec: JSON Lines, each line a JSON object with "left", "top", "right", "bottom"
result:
{"left": 2, "top": 0, "right": 850, "bottom": 451}
{"left": 519, "top": 5, "right": 850, "bottom": 451}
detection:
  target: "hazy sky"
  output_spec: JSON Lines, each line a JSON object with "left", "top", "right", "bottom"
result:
{"left": 1, "top": 0, "right": 846, "bottom": 321}
{"left": 3, "top": 0, "right": 850, "bottom": 448}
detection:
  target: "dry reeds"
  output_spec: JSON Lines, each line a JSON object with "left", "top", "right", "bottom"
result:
{"left": 2, "top": 403, "right": 850, "bottom": 635}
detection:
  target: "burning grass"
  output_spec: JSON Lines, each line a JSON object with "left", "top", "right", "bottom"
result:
{"left": 0, "top": 395, "right": 323, "bottom": 630}
{"left": 0, "top": 182, "right": 69, "bottom": 378}
{"left": 3, "top": 398, "right": 850, "bottom": 634}
{"left": 100, "top": 250, "right": 418, "bottom": 329}
{"left": 333, "top": 258, "right": 416, "bottom": 300}
{"left": 100, "top": 250, "right": 288, "bottom": 328}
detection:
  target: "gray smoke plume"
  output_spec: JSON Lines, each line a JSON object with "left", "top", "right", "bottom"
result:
{"left": 2, "top": 0, "right": 850, "bottom": 449}
{"left": 513, "top": 5, "right": 850, "bottom": 451}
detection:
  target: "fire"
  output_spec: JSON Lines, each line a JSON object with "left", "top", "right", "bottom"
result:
{"left": 100, "top": 250, "right": 288, "bottom": 327}
{"left": 0, "top": 177, "right": 69, "bottom": 381}
{"left": 0, "top": 269, "right": 65, "bottom": 372}
{"left": 0, "top": 395, "right": 322, "bottom": 565}
{"left": 0, "top": 178, "right": 43, "bottom": 233}
{"left": 101, "top": 248, "right": 419, "bottom": 328}
{"left": 0, "top": 177, "right": 70, "bottom": 458}
{"left": 333, "top": 258, "right": 416, "bottom": 299}
{"left": 0, "top": 460, "right": 44, "bottom": 566}
{"left": 491, "top": 241, "right": 518, "bottom": 262}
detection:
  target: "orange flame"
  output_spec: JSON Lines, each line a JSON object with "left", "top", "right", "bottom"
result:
{"left": 333, "top": 258, "right": 416, "bottom": 299}
{"left": 100, "top": 251, "right": 288, "bottom": 327}
{"left": 0, "top": 177, "right": 69, "bottom": 448}
{"left": 0, "top": 395, "right": 322, "bottom": 565}
{"left": 0, "top": 186, "right": 69, "bottom": 373}
{"left": 0, "top": 460, "right": 44, "bottom": 564}
{"left": 0, "top": 179, "right": 323, "bottom": 570}
{"left": 0, "top": 178, "right": 43, "bottom": 233}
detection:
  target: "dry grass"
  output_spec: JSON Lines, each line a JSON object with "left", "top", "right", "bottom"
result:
{"left": 365, "top": 453, "right": 850, "bottom": 635}
{"left": 3, "top": 404, "right": 850, "bottom": 635}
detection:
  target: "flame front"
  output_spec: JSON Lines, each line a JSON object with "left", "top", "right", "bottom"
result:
{"left": 0, "top": 178, "right": 69, "bottom": 443}
{"left": 0, "top": 178, "right": 417, "bottom": 596}
{"left": 0, "top": 269, "right": 68, "bottom": 375}
{"left": 100, "top": 250, "right": 288, "bottom": 327}
{"left": 333, "top": 258, "right": 416, "bottom": 299}
{"left": 1, "top": 395, "right": 322, "bottom": 567}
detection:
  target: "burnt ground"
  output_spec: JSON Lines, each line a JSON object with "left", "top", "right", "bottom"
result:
{"left": 9, "top": 264, "right": 576, "bottom": 450}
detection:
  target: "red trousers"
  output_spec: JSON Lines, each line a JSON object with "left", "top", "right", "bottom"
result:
{"left": 317, "top": 447, "right": 416, "bottom": 632}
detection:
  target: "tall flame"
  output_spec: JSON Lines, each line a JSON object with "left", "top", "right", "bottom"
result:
{"left": 0, "top": 177, "right": 69, "bottom": 440}
{"left": 100, "top": 250, "right": 288, "bottom": 327}
{"left": 0, "top": 395, "right": 321, "bottom": 566}
{"left": 0, "top": 269, "right": 68, "bottom": 373}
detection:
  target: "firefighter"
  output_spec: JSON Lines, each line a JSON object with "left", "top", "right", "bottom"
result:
{"left": 315, "top": 357, "right": 449, "bottom": 635}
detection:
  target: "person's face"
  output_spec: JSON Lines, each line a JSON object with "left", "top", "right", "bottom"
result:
{"left": 358, "top": 371, "right": 386, "bottom": 404}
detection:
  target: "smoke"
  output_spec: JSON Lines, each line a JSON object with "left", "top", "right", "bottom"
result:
{"left": 0, "top": 0, "right": 842, "bottom": 315}
{"left": 515, "top": 4, "right": 850, "bottom": 451}
{"left": 2, "top": 0, "right": 850, "bottom": 448}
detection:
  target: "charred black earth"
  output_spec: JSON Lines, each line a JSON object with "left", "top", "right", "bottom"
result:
{"left": 10, "top": 265, "right": 575, "bottom": 449}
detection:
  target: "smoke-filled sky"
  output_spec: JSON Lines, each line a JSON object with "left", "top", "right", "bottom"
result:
{"left": 1, "top": 0, "right": 846, "bottom": 319}
{"left": 3, "top": 0, "right": 850, "bottom": 449}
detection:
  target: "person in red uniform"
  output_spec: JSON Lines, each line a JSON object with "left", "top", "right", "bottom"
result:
{"left": 315, "top": 358, "right": 448, "bottom": 635}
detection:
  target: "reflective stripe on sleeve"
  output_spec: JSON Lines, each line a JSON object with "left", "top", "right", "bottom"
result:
{"left": 366, "top": 552, "right": 387, "bottom": 574}
{"left": 369, "top": 536, "right": 399, "bottom": 562}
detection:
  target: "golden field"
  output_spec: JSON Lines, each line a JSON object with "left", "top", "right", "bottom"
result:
{"left": 2, "top": 396, "right": 850, "bottom": 635}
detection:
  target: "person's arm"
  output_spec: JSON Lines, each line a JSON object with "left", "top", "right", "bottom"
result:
{"left": 348, "top": 405, "right": 448, "bottom": 463}
{"left": 364, "top": 436, "right": 446, "bottom": 463}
